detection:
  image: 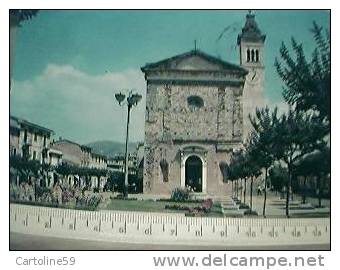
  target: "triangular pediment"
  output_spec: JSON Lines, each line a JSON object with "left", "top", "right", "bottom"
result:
{"left": 174, "top": 55, "right": 224, "bottom": 70}
{"left": 141, "top": 50, "right": 247, "bottom": 74}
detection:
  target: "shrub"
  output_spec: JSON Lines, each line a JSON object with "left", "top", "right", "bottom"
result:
{"left": 62, "top": 190, "right": 73, "bottom": 203}
{"left": 239, "top": 203, "right": 250, "bottom": 209}
{"left": 170, "top": 187, "right": 191, "bottom": 202}
{"left": 244, "top": 209, "right": 258, "bottom": 216}
{"left": 157, "top": 198, "right": 203, "bottom": 203}
{"left": 165, "top": 204, "right": 190, "bottom": 211}
{"left": 76, "top": 194, "right": 102, "bottom": 210}
{"left": 202, "top": 198, "right": 213, "bottom": 211}
{"left": 35, "top": 186, "right": 50, "bottom": 198}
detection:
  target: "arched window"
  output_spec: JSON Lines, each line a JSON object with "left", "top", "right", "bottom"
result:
{"left": 187, "top": 95, "right": 204, "bottom": 111}
{"left": 246, "top": 49, "right": 250, "bottom": 62}
{"left": 255, "top": 50, "right": 259, "bottom": 62}
{"left": 251, "top": 49, "right": 255, "bottom": 62}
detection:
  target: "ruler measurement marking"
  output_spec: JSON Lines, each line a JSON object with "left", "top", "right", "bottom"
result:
{"left": 10, "top": 205, "right": 330, "bottom": 245}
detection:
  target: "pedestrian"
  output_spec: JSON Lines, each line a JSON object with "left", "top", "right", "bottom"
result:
{"left": 257, "top": 186, "right": 262, "bottom": 196}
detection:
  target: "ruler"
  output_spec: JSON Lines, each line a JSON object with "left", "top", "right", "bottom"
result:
{"left": 10, "top": 204, "right": 330, "bottom": 247}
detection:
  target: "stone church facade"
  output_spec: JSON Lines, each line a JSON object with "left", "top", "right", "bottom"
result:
{"left": 141, "top": 13, "right": 265, "bottom": 197}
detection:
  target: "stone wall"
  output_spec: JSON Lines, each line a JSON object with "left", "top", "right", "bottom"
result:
{"left": 143, "top": 80, "right": 244, "bottom": 197}
{"left": 142, "top": 52, "right": 247, "bottom": 197}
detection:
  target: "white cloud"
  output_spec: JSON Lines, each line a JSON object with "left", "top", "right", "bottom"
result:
{"left": 10, "top": 64, "right": 146, "bottom": 144}
{"left": 266, "top": 98, "right": 289, "bottom": 115}
{"left": 10, "top": 64, "right": 290, "bottom": 145}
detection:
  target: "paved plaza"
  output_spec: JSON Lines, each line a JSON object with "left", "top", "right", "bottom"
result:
{"left": 219, "top": 192, "right": 330, "bottom": 217}
{"left": 10, "top": 233, "right": 330, "bottom": 250}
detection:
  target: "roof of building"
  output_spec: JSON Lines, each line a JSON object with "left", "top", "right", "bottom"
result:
{"left": 141, "top": 49, "right": 248, "bottom": 75}
{"left": 53, "top": 138, "right": 108, "bottom": 160}
{"left": 10, "top": 117, "right": 20, "bottom": 130}
{"left": 10, "top": 116, "right": 54, "bottom": 135}
{"left": 237, "top": 12, "right": 266, "bottom": 44}
{"left": 53, "top": 139, "right": 92, "bottom": 151}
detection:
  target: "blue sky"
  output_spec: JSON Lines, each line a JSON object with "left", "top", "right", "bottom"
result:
{"left": 10, "top": 10, "right": 330, "bottom": 144}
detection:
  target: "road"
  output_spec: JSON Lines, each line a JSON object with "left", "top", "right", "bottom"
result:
{"left": 10, "top": 233, "right": 330, "bottom": 251}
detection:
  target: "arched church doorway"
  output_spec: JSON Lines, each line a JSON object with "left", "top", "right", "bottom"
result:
{"left": 185, "top": 155, "right": 202, "bottom": 192}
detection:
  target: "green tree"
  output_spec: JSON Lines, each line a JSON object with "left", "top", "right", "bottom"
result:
{"left": 249, "top": 106, "right": 279, "bottom": 217}
{"left": 295, "top": 147, "right": 330, "bottom": 207}
{"left": 268, "top": 164, "right": 288, "bottom": 196}
{"left": 275, "top": 22, "right": 330, "bottom": 129}
{"left": 245, "top": 141, "right": 262, "bottom": 212}
{"left": 229, "top": 150, "right": 249, "bottom": 202}
{"left": 10, "top": 10, "right": 39, "bottom": 27}
{"left": 228, "top": 152, "right": 241, "bottom": 199}
{"left": 10, "top": 155, "right": 41, "bottom": 200}
{"left": 294, "top": 154, "right": 313, "bottom": 204}
{"left": 274, "top": 109, "right": 327, "bottom": 217}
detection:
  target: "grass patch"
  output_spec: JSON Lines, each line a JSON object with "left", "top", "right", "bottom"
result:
{"left": 290, "top": 212, "right": 330, "bottom": 218}
{"left": 103, "top": 199, "right": 224, "bottom": 217}
{"left": 10, "top": 200, "right": 99, "bottom": 211}
{"left": 103, "top": 199, "right": 199, "bottom": 212}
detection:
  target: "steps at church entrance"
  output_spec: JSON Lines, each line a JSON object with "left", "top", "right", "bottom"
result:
{"left": 214, "top": 196, "right": 245, "bottom": 217}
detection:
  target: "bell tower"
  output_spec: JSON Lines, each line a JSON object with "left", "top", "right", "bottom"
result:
{"left": 237, "top": 11, "right": 266, "bottom": 141}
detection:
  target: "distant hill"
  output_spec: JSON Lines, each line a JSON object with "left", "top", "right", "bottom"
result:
{"left": 86, "top": 140, "right": 139, "bottom": 158}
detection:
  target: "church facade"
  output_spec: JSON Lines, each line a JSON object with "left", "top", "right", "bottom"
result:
{"left": 141, "top": 13, "right": 265, "bottom": 197}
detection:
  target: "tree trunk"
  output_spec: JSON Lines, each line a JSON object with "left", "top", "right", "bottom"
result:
{"left": 231, "top": 181, "right": 234, "bottom": 198}
{"left": 236, "top": 180, "right": 239, "bottom": 198}
{"left": 243, "top": 178, "right": 247, "bottom": 204}
{"left": 250, "top": 177, "right": 254, "bottom": 211}
{"left": 34, "top": 178, "right": 37, "bottom": 202}
{"left": 302, "top": 176, "right": 307, "bottom": 204}
{"left": 263, "top": 168, "right": 268, "bottom": 217}
{"left": 286, "top": 168, "right": 292, "bottom": 218}
{"left": 317, "top": 175, "right": 322, "bottom": 208}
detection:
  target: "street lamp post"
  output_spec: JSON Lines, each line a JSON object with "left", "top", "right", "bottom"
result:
{"left": 115, "top": 90, "right": 142, "bottom": 198}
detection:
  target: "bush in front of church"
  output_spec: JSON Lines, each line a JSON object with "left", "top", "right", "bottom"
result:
{"left": 170, "top": 187, "right": 191, "bottom": 202}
